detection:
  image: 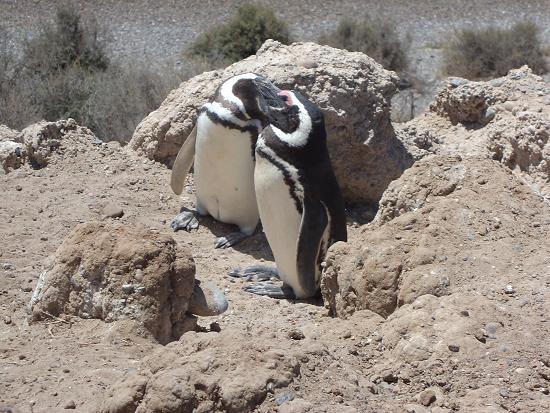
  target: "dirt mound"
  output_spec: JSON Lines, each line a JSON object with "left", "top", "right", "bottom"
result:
{"left": 100, "top": 329, "right": 302, "bottom": 413}
{"left": 130, "top": 40, "right": 412, "bottom": 205}
{"left": 0, "top": 119, "right": 101, "bottom": 174}
{"left": 322, "top": 155, "right": 550, "bottom": 318}
{"left": 399, "top": 66, "right": 550, "bottom": 200}
{"left": 28, "top": 221, "right": 197, "bottom": 344}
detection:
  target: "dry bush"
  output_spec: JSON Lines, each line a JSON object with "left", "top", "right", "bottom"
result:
{"left": 187, "top": 3, "right": 291, "bottom": 65}
{"left": 443, "top": 21, "right": 547, "bottom": 79}
{"left": 318, "top": 16, "right": 409, "bottom": 72}
{"left": 0, "top": 6, "right": 199, "bottom": 143}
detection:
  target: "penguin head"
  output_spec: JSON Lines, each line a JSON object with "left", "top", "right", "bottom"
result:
{"left": 267, "top": 90, "right": 323, "bottom": 139}
{"left": 226, "top": 74, "right": 287, "bottom": 127}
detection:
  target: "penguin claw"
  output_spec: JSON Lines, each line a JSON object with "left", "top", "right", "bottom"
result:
{"left": 171, "top": 211, "right": 199, "bottom": 232}
{"left": 215, "top": 232, "right": 248, "bottom": 249}
{"left": 229, "top": 265, "right": 279, "bottom": 282}
{"left": 243, "top": 282, "right": 295, "bottom": 299}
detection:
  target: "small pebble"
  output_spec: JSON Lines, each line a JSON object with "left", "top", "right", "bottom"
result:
{"left": 121, "top": 284, "right": 134, "bottom": 294}
{"left": 448, "top": 344, "right": 460, "bottom": 352}
{"left": 103, "top": 203, "right": 124, "bottom": 219}
{"left": 288, "top": 329, "right": 305, "bottom": 340}
{"left": 63, "top": 400, "right": 76, "bottom": 409}
{"left": 419, "top": 389, "right": 436, "bottom": 406}
{"left": 15, "top": 185, "right": 22, "bottom": 191}
{"left": 275, "top": 391, "right": 295, "bottom": 405}
{"left": 504, "top": 285, "right": 515, "bottom": 294}
{"left": 134, "top": 269, "right": 144, "bottom": 282}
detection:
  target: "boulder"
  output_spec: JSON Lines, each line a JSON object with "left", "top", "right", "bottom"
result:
{"left": 29, "top": 222, "right": 197, "bottom": 344}
{"left": 321, "top": 155, "right": 550, "bottom": 318}
{"left": 130, "top": 40, "right": 413, "bottom": 205}
{"left": 99, "top": 329, "right": 301, "bottom": 413}
{"left": 399, "top": 66, "right": 550, "bottom": 200}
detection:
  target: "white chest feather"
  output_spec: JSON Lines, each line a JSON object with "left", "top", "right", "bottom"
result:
{"left": 193, "top": 114, "right": 259, "bottom": 233}
{"left": 254, "top": 153, "right": 304, "bottom": 294}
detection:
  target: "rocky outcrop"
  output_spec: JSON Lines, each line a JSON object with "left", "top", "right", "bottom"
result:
{"left": 130, "top": 40, "right": 412, "bottom": 205}
{"left": 0, "top": 119, "right": 101, "bottom": 173}
{"left": 29, "top": 222, "right": 198, "bottom": 344}
{"left": 321, "top": 155, "right": 550, "bottom": 318}
{"left": 399, "top": 66, "right": 550, "bottom": 200}
{"left": 100, "top": 329, "right": 301, "bottom": 413}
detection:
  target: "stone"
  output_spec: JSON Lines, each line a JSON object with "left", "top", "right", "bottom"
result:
{"left": 63, "top": 400, "right": 76, "bottom": 409}
{"left": 103, "top": 203, "right": 124, "bottom": 219}
{"left": 28, "top": 221, "right": 197, "bottom": 344}
{"left": 288, "top": 329, "right": 305, "bottom": 340}
{"left": 448, "top": 344, "right": 460, "bottom": 352}
{"left": 418, "top": 389, "right": 437, "bottom": 406}
{"left": 129, "top": 40, "right": 412, "bottom": 205}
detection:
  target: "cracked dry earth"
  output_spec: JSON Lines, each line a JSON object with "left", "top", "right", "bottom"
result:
{"left": 1, "top": 131, "right": 550, "bottom": 412}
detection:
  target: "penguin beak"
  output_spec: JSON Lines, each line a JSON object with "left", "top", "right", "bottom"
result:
{"left": 253, "top": 77, "right": 286, "bottom": 112}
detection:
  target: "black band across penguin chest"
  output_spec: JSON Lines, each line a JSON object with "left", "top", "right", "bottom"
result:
{"left": 256, "top": 145, "right": 304, "bottom": 215}
{"left": 202, "top": 106, "right": 260, "bottom": 159}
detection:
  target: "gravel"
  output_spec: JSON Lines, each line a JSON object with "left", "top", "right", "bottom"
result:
{"left": 2, "top": 0, "right": 549, "bottom": 65}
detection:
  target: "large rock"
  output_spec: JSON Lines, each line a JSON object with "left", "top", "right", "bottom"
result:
{"left": 321, "top": 155, "right": 550, "bottom": 318}
{"left": 100, "top": 329, "right": 301, "bottom": 413}
{"left": 130, "top": 40, "right": 412, "bottom": 205}
{"left": 399, "top": 66, "right": 550, "bottom": 200}
{"left": 29, "top": 222, "right": 197, "bottom": 344}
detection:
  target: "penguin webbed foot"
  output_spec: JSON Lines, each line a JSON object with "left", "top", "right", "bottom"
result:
{"left": 243, "top": 282, "right": 296, "bottom": 299}
{"left": 229, "top": 264, "right": 279, "bottom": 282}
{"left": 171, "top": 210, "right": 199, "bottom": 232}
{"left": 215, "top": 231, "right": 249, "bottom": 249}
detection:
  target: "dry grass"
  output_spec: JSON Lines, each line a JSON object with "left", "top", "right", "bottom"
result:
{"left": 0, "top": 5, "right": 201, "bottom": 142}
{"left": 318, "top": 16, "right": 409, "bottom": 72}
{"left": 187, "top": 3, "right": 291, "bottom": 65}
{"left": 443, "top": 21, "right": 547, "bottom": 79}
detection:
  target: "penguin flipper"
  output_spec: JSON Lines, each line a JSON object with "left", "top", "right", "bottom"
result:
{"left": 170, "top": 125, "right": 197, "bottom": 195}
{"left": 296, "top": 199, "right": 329, "bottom": 298}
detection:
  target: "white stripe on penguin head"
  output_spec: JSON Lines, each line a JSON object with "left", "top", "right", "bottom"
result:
{"left": 271, "top": 91, "right": 311, "bottom": 147}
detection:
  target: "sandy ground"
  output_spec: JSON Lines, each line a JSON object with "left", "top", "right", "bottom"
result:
{"left": 1, "top": 122, "right": 550, "bottom": 411}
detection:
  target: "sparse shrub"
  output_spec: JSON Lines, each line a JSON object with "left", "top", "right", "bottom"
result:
{"left": 188, "top": 3, "right": 291, "bottom": 64}
{"left": 318, "top": 16, "right": 408, "bottom": 72}
{"left": 23, "top": 5, "right": 109, "bottom": 75}
{"left": 443, "top": 21, "right": 547, "bottom": 79}
{"left": 0, "top": 6, "right": 198, "bottom": 142}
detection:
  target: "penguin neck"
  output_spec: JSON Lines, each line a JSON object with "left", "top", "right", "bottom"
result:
{"left": 202, "top": 102, "right": 261, "bottom": 134}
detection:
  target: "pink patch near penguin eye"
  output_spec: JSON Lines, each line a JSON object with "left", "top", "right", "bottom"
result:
{"left": 278, "top": 90, "right": 293, "bottom": 106}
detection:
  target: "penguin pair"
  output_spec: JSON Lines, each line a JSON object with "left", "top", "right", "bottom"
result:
{"left": 170, "top": 74, "right": 346, "bottom": 299}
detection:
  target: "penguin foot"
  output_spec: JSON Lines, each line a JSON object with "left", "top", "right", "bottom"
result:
{"left": 243, "top": 282, "right": 296, "bottom": 299}
{"left": 171, "top": 211, "right": 199, "bottom": 232}
{"left": 229, "top": 265, "right": 279, "bottom": 282}
{"left": 215, "top": 232, "right": 248, "bottom": 249}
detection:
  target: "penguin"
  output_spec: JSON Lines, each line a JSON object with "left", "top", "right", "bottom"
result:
{"left": 170, "top": 73, "right": 286, "bottom": 248}
{"left": 230, "top": 90, "right": 347, "bottom": 298}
